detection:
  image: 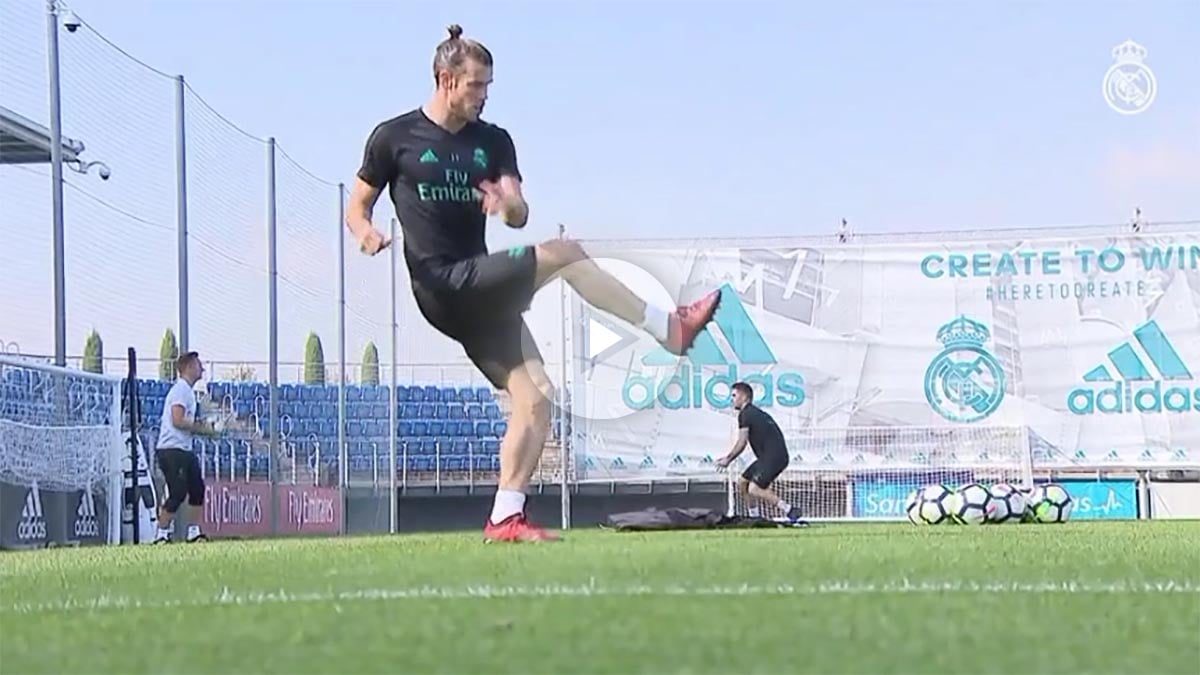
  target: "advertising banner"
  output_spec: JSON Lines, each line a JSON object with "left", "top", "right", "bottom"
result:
{"left": 1054, "top": 478, "right": 1139, "bottom": 520}
{"left": 201, "top": 481, "right": 342, "bottom": 538}
{"left": 0, "top": 481, "right": 110, "bottom": 548}
{"left": 202, "top": 481, "right": 271, "bottom": 537}
{"left": 277, "top": 484, "right": 342, "bottom": 535}
{"left": 568, "top": 231, "right": 1200, "bottom": 480}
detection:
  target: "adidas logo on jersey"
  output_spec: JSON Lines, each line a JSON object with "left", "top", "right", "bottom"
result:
{"left": 74, "top": 490, "right": 100, "bottom": 538}
{"left": 18, "top": 483, "right": 47, "bottom": 541}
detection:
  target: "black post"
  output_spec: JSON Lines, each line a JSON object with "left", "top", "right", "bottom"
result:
{"left": 126, "top": 347, "right": 140, "bottom": 544}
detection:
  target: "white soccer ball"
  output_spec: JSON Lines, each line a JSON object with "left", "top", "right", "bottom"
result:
{"left": 987, "top": 483, "right": 1027, "bottom": 524}
{"left": 913, "top": 484, "right": 956, "bottom": 525}
{"left": 949, "top": 482, "right": 993, "bottom": 525}
{"left": 904, "top": 489, "right": 923, "bottom": 525}
{"left": 1029, "top": 483, "right": 1073, "bottom": 523}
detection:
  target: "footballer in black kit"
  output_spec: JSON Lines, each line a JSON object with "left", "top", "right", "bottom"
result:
{"left": 717, "top": 382, "right": 804, "bottom": 523}
{"left": 357, "top": 108, "right": 540, "bottom": 389}
{"left": 345, "top": 25, "right": 723, "bottom": 543}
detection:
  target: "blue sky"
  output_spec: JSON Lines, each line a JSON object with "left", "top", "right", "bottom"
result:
{"left": 1, "top": 0, "right": 1197, "bottom": 376}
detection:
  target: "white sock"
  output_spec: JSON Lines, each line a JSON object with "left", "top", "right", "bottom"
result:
{"left": 639, "top": 306, "right": 670, "bottom": 343}
{"left": 157, "top": 526, "right": 172, "bottom": 539}
{"left": 490, "top": 489, "right": 526, "bottom": 524}
{"left": 778, "top": 500, "right": 792, "bottom": 513}
{"left": 748, "top": 506, "right": 761, "bottom": 518}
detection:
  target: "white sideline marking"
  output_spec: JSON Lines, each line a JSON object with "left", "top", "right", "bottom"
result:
{"left": 5, "top": 579, "right": 1198, "bottom": 615}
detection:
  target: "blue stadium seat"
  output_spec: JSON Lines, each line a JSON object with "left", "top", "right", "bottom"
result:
{"left": 494, "top": 421, "right": 508, "bottom": 437}
{"left": 421, "top": 385, "right": 438, "bottom": 402}
{"left": 418, "top": 403, "right": 435, "bottom": 419}
{"left": 410, "top": 456, "right": 434, "bottom": 472}
{"left": 428, "top": 420, "right": 445, "bottom": 436}
{"left": 447, "top": 404, "right": 465, "bottom": 420}
{"left": 473, "top": 455, "right": 491, "bottom": 472}
{"left": 460, "top": 387, "right": 477, "bottom": 403}
{"left": 474, "top": 421, "right": 493, "bottom": 437}
{"left": 439, "top": 387, "right": 458, "bottom": 403}
{"left": 465, "top": 404, "right": 483, "bottom": 419}
{"left": 485, "top": 404, "right": 501, "bottom": 419}
{"left": 452, "top": 439, "right": 469, "bottom": 455}
{"left": 419, "top": 439, "right": 437, "bottom": 456}
{"left": 401, "top": 403, "right": 418, "bottom": 419}
{"left": 434, "top": 403, "right": 449, "bottom": 419}
{"left": 412, "top": 421, "right": 428, "bottom": 437}
{"left": 475, "top": 387, "right": 493, "bottom": 402}
{"left": 443, "top": 455, "right": 467, "bottom": 472}
{"left": 482, "top": 440, "right": 500, "bottom": 456}
{"left": 372, "top": 403, "right": 387, "bottom": 419}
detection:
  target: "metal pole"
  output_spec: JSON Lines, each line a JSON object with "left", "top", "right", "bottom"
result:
{"left": 337, "top": 184, "right": 347, "bottom": 534}
{"left": 175, "top": 75, "right": 189, "bottom": 352}
{"left": 557, "top": 223, "right": 572, "bottom": 529}
{"left": 46, "top": 0, "right": 66, "bottom": 367}
{"left": 389, "top": 217, "right": 398, "bottom": 534}
{"left": 266, "top": 137, "right": 279, "bottom": 534}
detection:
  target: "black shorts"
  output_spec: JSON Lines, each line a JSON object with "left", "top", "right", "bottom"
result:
{"left": 157, "top": 448, "right": 204, "bottom": 512}
{"left": 412, "top": 247, "right": 543, "bottom": 389}
{"left": 742, "top": 452, "right": 789, "bottom": 489}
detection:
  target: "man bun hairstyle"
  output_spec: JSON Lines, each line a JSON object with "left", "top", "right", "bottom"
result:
{"left": 433, "top": 23, "right": 493, "bottom": 83}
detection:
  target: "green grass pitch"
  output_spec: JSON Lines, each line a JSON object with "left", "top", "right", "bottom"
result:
{"left": 2, "top": 521, "right": 1198, "bottom": 674}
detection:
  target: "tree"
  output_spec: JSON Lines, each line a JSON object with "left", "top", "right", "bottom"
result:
{"left": 304, "top": 332, "right": 326, "bottom": 385}
{"left": 82, "top": 330, "right": 103, "bottom": 374}
{"left": 159, "top": 329, "right": 179, "bottom": 381}
{"left": 361, "top": 342, "right": 380, "bottom": 385}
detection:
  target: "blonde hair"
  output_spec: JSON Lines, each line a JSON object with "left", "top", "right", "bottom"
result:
{"left": 433, "top": 24, "right": 493, "bottom": 84}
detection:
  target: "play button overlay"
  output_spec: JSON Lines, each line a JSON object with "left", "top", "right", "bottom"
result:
{"left": 587, "top": 313, "right": 638, "bottom": 365}
{"left": 544, "top": 255, "right": 686, "bottom": 423}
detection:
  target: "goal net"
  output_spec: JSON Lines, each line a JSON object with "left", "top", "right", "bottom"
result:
{"left": 0, "top": 355, "right": 124, "bottom": 547}
{"left": 726, "top": 425, "right": 1033, "bottom": 521}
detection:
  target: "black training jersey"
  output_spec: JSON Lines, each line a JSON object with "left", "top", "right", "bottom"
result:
{"left": 737, "top": 404, "right": 787, "bottom": 459}
{"left": 356, "top": 108, "right": 521, "bottom": 286}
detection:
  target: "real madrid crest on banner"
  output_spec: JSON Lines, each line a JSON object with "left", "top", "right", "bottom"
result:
{"left": 923, "top": 316, "right": 1006, "bottom": 423}
{"left": 1103, "top": 39, "right": 1157, "bottom": 115}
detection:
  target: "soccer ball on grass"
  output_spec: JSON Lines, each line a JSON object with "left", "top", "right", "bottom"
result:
{"left": 986, "top": 483, "right": 1027, "bottom": 524}
{"left": 906, "top": 484, "right": 956, "bottom": 525}
{"left": 1028, "top": 483, "right": 1073, "bottom": 523}
{"left": 949, "top": 482, "right": 994, "bottom": 525}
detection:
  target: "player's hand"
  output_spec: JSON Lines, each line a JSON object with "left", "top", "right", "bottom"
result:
{"left": 358, "top": 227, "right": 392, "bottom": 256}
{"left": 715, "top": 456, "right": 730, "bottom": 469}
{"left": 478, "top": 179, "right": 519, "bottom": 219}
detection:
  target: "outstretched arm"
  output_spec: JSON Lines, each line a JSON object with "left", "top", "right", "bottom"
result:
{"left": 716, "top": 428, "right": 750, "bottom": 468}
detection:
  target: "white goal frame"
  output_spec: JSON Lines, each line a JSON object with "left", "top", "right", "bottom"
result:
{"left": 0, "top": 355, "right": 124, "bottom": 545}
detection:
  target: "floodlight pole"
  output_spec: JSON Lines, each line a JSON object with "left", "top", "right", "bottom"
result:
{"left": 46, "top": 0, "right": 66, "bottom": 366}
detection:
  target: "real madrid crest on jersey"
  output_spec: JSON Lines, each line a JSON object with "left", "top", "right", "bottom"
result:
{"left": 924, "top": 316, "right": 1006, "bottom": 423}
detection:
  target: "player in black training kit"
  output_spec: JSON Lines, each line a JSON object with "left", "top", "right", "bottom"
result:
{"left": 716, "top": 382, "right": 804, "bottom": 522}
{"left": 346, "top": 25, "right": 723, "bottom": 542}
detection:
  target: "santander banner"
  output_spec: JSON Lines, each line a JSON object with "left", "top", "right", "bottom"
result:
{"left": 201, "top": 482, "right": 341, "bottom": 538}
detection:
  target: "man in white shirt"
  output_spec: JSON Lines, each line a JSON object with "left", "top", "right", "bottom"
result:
{"left": 154, "top": 351, "right": 218, "bottom": 544}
